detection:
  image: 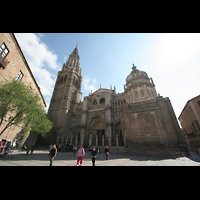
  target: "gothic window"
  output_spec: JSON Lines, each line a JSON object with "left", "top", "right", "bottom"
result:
{"left": 100, "top": 97, "right": 105, "bottom": 104}
{"left": 60, "top": 76, "right": 63, "bottom": 83}
{"left": 93, "top": 99, "right": 97, "bottom": 105}
{"left": 64, "top": 75, "right": 67, "bottom": 81}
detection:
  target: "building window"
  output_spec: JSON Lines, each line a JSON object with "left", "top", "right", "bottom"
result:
{"left": 100, "top": 97, "right": 105, "bottom": 104}
{"left": 197, "top": 100, "right": 200, "bottom": 107}
{"left": 29, "top": 86, "right": 32, "bottom": 93}
{"left": 93, "top": 99, "right": 97, "bottom": 105}
{"left": 192, "top": 123, "right": 197, "bottom": 132}
{"left": 0, "top": 43, "right": 9, "bottom": 58}
{"left": 15, "top": 70, "right": 24, "bottom": 83}
{"left": 0, "top": 42, "right": 9, "bottom": 69}
{"left": 195, "top": 120, "right": 200, "bottom": 131}
{"left": 60, "top": 76, "right": 63, "bottom": 83}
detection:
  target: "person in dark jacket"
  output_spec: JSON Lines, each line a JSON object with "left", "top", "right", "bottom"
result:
{"left": 48, "top": 144, "right": 57, "bottom": 166}
{"left": 105, "top": 146, "right": 109, "bottom": 160}
{"left": 91, "top": 147, "right": 97, "bottom": 166}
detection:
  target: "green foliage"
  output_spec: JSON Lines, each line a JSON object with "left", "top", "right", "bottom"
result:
{"left": 0, "top": 79, "right": 53, "bottom": 137}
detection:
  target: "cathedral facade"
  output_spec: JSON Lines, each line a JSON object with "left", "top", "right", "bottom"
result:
{"left": 48, "top": 46, "right": 187, "bottom": 154}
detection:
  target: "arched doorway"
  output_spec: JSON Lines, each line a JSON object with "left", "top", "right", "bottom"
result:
{"left": 88, "top": 116, "right": 106, "bottom": 146}
{"left": 115, "top": 121, "right": 124, "bottom": 146}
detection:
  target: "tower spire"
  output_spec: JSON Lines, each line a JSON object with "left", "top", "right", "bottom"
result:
{"left": 72, "top": 44, "right": 78, "bottom": 55}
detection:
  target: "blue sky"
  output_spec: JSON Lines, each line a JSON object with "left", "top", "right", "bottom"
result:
{"left": 15, "top": 33, "right": 200, "bottom": 122}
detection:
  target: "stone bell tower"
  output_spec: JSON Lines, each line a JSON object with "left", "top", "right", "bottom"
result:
{"left": 48, "top": 45, "right": 82, "bottom": 144}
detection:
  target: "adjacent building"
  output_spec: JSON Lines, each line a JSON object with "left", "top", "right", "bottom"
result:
{"left": 178, "top": 95, "right": 200, "bottom": 151}
{"left": 0, "top": 33, "right": 46, "bottom": 145}
{"left": 48, "top": 46, "right": 187, "bottom": 154}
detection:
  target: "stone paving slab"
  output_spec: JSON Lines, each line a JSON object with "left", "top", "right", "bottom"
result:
{"left": 0, "top": 149, "right": 200, "bottom": 166}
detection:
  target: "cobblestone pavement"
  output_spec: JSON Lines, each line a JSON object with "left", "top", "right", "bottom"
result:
{"left": 0, "top": 149, "right": 200, "bottom": 166}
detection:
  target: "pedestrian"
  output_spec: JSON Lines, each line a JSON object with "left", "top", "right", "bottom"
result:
{"left": 105, "top": 146, "right": 109, "bottom": 160}
{"left": 48, "top": 144, "right": 57, "bottom": 166}
{"left": 96, "top": 146, "right": 101, "bottom": 159}
{"left": 76, "top": 145, "right": 85, "bottom": 166}
{"left": 91, "top": 147, "right": 97, "bottom": 166}
{"left": 31, "top": 143, "right": 34, "bottom": 154}
{"left": 26, "top": 143, "right": 31, "bottom": 154}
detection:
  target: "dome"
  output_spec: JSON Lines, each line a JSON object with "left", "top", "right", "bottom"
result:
{"left": 126, "top": 64, "right": 149, "bottom": 85}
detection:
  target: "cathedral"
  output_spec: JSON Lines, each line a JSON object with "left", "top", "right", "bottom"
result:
{"left": 48, "top": 46, "right": 187, "bottom": 154}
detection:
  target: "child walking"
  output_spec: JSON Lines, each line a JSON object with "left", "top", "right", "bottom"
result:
{"left": 76, "top": 145, "right": 85, "bottom": 166}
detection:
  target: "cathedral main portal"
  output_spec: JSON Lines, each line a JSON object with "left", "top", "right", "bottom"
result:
{"left": 87, "top": 116, "right": 108, "bottom": 147}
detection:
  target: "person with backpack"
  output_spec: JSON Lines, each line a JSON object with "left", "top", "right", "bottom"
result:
{"left": 76, "top": 145, "right": 85, "bottom": 166}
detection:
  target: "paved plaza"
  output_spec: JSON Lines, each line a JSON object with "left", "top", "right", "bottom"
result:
{"left": 0, "top": 148, "right": 200, "bottom": 166}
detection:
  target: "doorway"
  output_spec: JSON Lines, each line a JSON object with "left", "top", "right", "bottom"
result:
{"left": 97, "top": 129, "right": 105, "bottom": 146}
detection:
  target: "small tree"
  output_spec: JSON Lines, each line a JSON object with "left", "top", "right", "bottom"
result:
{"left": 0, "top": 79, "right": 53, "bottom": 139}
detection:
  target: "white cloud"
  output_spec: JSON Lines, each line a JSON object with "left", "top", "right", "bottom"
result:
{"left": 82, "top": 76, "right": 97, "bottom": 93}
{"left": 14, "top": 33, "right": 60, "bottom": 110}
{"left": 15, "top": 33, "right": 59, "bottom": 71}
